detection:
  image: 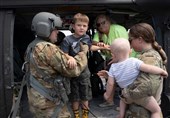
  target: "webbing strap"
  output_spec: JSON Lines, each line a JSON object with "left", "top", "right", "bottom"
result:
{"left": 29, "top": 75, "right": 56, "bottom": 102}
{"left": 8, "top": 76, "right": 26, "bottom": 118}
{"left": 28, "top": 38, "right": 50, "bottom": 78}
{"left": 51, "top": 102, "right": 64, "bottom": 118}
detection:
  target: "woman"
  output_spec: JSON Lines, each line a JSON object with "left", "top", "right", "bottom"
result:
{"left": 93, "top": 14, "right": 129, "bottom": 59}
{"left": 92, "top": 14, "right": 136, "bottom": 108}
{"left": 124, "top": 22, "right": 167, "bottom": 118}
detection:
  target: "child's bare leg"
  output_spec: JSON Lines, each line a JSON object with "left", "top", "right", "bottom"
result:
{"left": 81, "top": 100, "right": 89, "bottom": 109}
{"left": 116, "top": 99, "right": 126, "bottom": 118}
{"left": 143, "top": 96, "right": 161, "bottom": 118}
{"left": 72, "top": 101, "right": 80, "bottom": 110}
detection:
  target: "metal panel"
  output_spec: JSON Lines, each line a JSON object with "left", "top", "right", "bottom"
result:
{"left": 164, "top": 30, "right": 170, "bottom": 94}
{"left": 0, "top": 0, "right": 133, "bottom": 8}
{"left": 0, "top": 10, "right": 14, "bottom": 118}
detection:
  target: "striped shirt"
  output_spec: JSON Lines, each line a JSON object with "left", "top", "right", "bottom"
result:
{"left": 108, "top": 58, "right": 143, "bottom": 88}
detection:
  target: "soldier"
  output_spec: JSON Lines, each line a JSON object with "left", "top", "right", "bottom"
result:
{"left": 23, "top": 12, "right": 89, "bottom": 118}
{"left": 124, "top": 23, "right": 167, "bottom": 118}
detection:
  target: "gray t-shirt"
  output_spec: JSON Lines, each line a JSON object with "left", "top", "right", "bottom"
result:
{"left": 60, "top": 34, "right": 92, "bottom": 56}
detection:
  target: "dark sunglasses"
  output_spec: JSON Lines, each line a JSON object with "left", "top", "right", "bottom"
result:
{"left": 96, "top": 21, "right": 106, "bottom": 27}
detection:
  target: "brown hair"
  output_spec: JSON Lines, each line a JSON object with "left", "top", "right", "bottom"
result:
{"left": 95, "top": 14, "right": 111, "bottom": 25}
{"left": 72, "top": 13, "right": 89, "bottom": 24}
{"left": 129, "top": 23, "right": 167, "bottom": 64}
{"left": 95, "top": 14, "right": 112, "bottom": 41}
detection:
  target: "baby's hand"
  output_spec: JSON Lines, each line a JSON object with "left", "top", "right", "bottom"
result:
{"left": 161, "top": 70, "right": 168, "bottom": 78}
{"left": 97, "top": 70, "right": 108, "bottom": 79}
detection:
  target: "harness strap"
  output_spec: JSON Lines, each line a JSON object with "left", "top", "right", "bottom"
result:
{"left": 8, "top": 76, "right": 26, "bottom": 118}
{"left": 29, "top": 74, "right": 57, "bottom": 102}
{"left": 51, "top": 102, "right": 64, "bottom": 118}
{"left": 27, "top": 38, "right": 51, "bottom": 78}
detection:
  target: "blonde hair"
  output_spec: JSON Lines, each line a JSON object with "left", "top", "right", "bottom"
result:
{"left": 72, "top": 13, "right": 89, "bottom": 24}
{"left": 110, "top": 38, "right": 130, "bottom": 57}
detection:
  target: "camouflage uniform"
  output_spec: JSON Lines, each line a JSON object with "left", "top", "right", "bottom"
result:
{"left": 123, "top": 49, "right": 165, "bottom": 118}
{"left": 25, "top": 38, "right": 88, "bottom": 118}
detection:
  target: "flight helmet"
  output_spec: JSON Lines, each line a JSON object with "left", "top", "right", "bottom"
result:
{"left": 31, "top": 12, "right": 62, "bottom": 38}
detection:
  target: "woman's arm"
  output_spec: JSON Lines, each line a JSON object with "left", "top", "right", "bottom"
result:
{"left": 90, "top": 43, "right": 110, "bottom": 51}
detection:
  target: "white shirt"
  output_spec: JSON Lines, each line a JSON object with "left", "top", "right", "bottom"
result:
{"left": 108, "top": 58, "right": 143, "bottom": 88}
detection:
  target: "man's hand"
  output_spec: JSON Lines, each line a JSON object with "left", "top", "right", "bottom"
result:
{"left": 80, "top": 42, "right": 89, "bottom": 54}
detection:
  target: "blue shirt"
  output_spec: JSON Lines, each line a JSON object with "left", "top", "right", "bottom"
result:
{"left": 60, "top": 34, "right": 92, "bottom": 56}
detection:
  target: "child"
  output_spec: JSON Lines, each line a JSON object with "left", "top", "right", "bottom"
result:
{"left": 97, "top": 38, "right": 168, "bottom": 118}
{"left": 60, "top": 13, "right": 92, "bottom": 118}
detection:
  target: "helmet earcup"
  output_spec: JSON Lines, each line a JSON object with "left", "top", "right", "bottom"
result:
{"left": 36, "top": 22, "right": 51, "bottom": 37}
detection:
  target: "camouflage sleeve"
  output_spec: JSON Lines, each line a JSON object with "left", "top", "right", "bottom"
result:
{"left": 37, "top": 42, "right": 87, "bottom": 77}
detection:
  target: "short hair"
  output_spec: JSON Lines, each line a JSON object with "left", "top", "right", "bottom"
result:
{"left": 72, "top": 13, "right": 89, "bottom": 24}
{"left": 95, "top": 14, "right": 111, "bottom": 25}
{"left": 110, "top": 38, "right": 130, "bottom": 55}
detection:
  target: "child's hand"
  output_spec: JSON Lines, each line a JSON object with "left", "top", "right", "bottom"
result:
{"left": 67, "top": 56, "right": 77, "bottom": 69}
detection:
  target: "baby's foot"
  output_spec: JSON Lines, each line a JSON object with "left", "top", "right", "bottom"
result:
{"left": 116, "top": 114, "right": 123, "bottom": 118}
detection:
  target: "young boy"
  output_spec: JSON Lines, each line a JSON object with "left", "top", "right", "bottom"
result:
{"left": 60, "top": 13, "right": 92, "bottom": 118}
{"left": 97, "top": 38, "right": 168, "bottom": 118}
